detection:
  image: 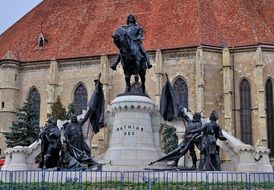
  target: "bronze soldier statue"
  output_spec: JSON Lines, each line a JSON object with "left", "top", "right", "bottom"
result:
{"left": 64, "top": 115, "right": 91, "bottom": 157}
{"left": 149, "top": 111, "right": 202, "bottom": 168}
{"left": 189, "top": 111, "right": 227, "bottom": 171}
{"left": 180, "top": 112, "right": 202, "bottom": 169}
{"left": 39, "top": 116, "right": 62, "bottom": 169}
{"left": 149, "top": 74, "right": 202, "bottom": 168}
{"left": 63, "top": 115, "right": 99, "bottom": 168}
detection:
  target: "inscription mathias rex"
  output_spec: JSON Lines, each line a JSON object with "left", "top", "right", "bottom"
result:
{"left": 116, "top": 125, "right": 144, "bottom": 136}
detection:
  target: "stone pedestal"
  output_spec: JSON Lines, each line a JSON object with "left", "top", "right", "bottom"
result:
{"left": 2, "top": 146, "right": 29, "bottom": 170}
{"left": 254, "top": 147, "right": 273, "bottom": 172}
{"left": 2, "top": 141, "right": 41, "bottom": 170}
{"left": 218, "top": 130, "right": 273, "bottom": 172}
{"left": 236, "top": 145, "right": 258, "bottom": 172}
{"left": 103, "top": 95, "right": 165, "bottom": 170}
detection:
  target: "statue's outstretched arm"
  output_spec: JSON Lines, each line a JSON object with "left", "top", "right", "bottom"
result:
{"left": 217, "top": 126, "right": 227, "bottom": 141}
{"left": 178, "top": 107, "right": 191, "bottom": 122}
{"left": 189, "top": 126, "right": 205, "bottom": 134}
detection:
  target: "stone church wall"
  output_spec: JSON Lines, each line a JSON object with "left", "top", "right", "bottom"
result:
{"left": 19, "top": 65, "right": 49, "bottom": 126}
{"left": 58, "top": 59, "right": 101, "bottom": 108}
{"left": 163, "top": 50, "right": 197, "bottom": 112}
{"left": 263, "top": 51, "right": 274, "bottom": 79}
{"left": 0, "top": 46, "right": 273, "bottom": 161}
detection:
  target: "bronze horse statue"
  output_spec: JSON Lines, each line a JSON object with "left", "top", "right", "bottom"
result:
{"left": 112, "top": 27, "right": 147, "bottom": 94}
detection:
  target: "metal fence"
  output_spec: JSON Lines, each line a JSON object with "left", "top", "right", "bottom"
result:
{"left": 1, "top": 170, "right": 274, "bottom": 189}
{"left": 249, "top": 172, "right": 274, "bottom": 190}
{"left": 123, "top": 171, "right": 166, "bottom": 190}
{"left": 166, "top": 171, "right": 206, "bottom": 189}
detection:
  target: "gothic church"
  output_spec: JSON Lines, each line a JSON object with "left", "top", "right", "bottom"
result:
{"left": 0, "top": 0, "right": 273, "bottom": 165}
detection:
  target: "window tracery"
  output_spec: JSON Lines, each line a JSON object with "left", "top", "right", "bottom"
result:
{"left": 74, "top": 84, "right": 87, "bottom": 115}
{"left": 173, "top": 77, "right": 188, "bottom": 109}
{"left": 240, "top": 79, "right": 252, "bottom": 145}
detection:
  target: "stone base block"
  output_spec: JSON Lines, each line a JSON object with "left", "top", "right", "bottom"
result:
{"left": 103, "top": 95, "right": 167, "bottom": 171}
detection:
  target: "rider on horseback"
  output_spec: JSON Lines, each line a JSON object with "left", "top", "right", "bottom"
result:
{"left": 111, "top": 15, "right": 152, "bottom": 70}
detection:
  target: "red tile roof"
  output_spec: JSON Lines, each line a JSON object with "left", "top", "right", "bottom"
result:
{"left": 0, "top": 0, "right": 273, "bottom": 62}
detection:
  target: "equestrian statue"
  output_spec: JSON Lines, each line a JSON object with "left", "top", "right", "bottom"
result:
{"left": 111, "top": 15, "right": 152, "bottom": 94}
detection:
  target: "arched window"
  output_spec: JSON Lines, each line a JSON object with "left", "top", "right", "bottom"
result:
{"left": 28, "top": 87, "right": 41, "bottom": 121}
{"left": 173, "top": 77, "right": 188, "bottom": 108}
{"left": 74, "top": 84, "right": 87, "bottom": 115}
{"left": 266, "top": 79, "right": 274, "bottom": 156}
{"left": 240, "top": 79, "right": 252, "bottom": 145}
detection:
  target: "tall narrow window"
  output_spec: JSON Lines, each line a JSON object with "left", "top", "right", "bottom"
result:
{"left": 74, "top": 84, "right": 87, "bottom": 115}
{"left": 28, "top": 88, "right": 41, "bottom": 121}
{"left": 240, "top": 79, "right": 252, "bottom": 145}
{"left": 266, "top": 79, "right": 274, "bottom": 156}
{"left": 39, "top": 38, "right": 44, "bottom": 47}
{"left": 37, "top": 33, "right": 47, "bottom": 48}
{"left": 173, "top": 77, "right": 188, "bottom": 108}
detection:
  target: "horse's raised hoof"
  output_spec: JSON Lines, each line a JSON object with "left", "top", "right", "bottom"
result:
{"left": 147, "top": 62, "right": 152, "bottom": 69}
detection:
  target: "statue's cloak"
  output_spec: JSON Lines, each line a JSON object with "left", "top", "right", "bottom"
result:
{"left": 149, "top": 133, "right": 200, "bottom": 165}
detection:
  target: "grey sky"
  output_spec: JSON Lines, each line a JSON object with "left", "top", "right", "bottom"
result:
{"left": 0, "top": 0, "right": 42, "bottom": 35}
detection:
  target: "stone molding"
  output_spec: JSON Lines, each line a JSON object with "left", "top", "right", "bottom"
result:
{"left": 0, "top": 64, "right": 19, "bottom": 70}
{"left": 59, "top": 60, "right": 100, "bottom": 71}
{"left": 20, "top": 65, "right": 50, "bottom": 72}
{"left": 111, "top": 96, "right": 155, "bottom": 114}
